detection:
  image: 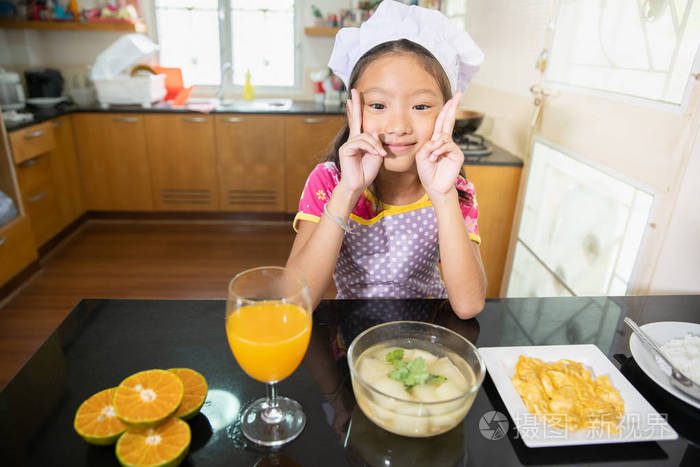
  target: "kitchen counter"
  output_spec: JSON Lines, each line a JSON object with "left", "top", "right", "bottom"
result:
{"left": 1, "top": 295, "right": 698, "bottom": 466}
{"left": 465, "top": 142, "right": 523, "bottom": 167}
{"left": 0, "top": 296, "right": 700, "bottom": 467}
{"left": 3, "top": 101, "right": 345, "bottom": 132}
{"left": 4, "top": 102, "right": 523, "bottom": 168}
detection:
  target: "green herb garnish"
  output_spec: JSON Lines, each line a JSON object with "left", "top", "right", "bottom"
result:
{"left": 385, "top": 349, "right": 446, "bottom": 391}
{"left": 386, "top": 349, "right": 404, "bottom": 363}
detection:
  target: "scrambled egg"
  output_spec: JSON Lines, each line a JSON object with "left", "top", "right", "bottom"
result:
{"left": 512, "top": 356, "right": 624, "bottom": 433}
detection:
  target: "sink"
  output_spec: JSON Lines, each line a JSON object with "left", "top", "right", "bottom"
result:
{"left": 217, "top": 98, "right": 293, "bottom": 111}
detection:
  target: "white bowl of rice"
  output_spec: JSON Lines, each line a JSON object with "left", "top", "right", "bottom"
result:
{"left": 629, "top": 321, "right": 700, "bottom": 408}
{"left": 657, "top": 333, "right": 700, "bottom": 385}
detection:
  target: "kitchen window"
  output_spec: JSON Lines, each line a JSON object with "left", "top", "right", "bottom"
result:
{"left": 154, "top": 0, "right": 297, "bottom": 89}
{"left": 154, "top": 0, "right": 221, "bottom": 86}
{"left": 443, "top": 0, "right": 468, "bottom": 31}
{"left": 545, "top": 0, "right": 700, "bottom": 108}
{"left": 507, "top": 139, "right": 655, "bottom": 298}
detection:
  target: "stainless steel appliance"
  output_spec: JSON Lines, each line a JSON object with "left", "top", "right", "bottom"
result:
{"left": 456, "top": 133, "right": 492, "bottom": 157}
{"left": 0, "top": 68, "right": 26, "bottom": 111}
{"left": 453, "top": 110, "right": 484, "bottom": 138}
{"left": 453, "top": 109, "right": 492, "bottom": 157}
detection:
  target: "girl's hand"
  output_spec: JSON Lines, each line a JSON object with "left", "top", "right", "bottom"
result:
{"left": 416, "top": 93, "right": 465, "bottom": 199}
{"left": 337, "top": 89, "right": 386, "bottom": 195}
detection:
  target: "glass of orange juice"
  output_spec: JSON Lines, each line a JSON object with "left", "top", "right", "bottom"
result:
{"left": 225, "top": 266, "right": 312, "bottom": 446}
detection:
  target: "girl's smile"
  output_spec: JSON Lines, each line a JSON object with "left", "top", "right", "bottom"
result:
{"left": 383, "top": 141, "right": 417, "bottom": 154}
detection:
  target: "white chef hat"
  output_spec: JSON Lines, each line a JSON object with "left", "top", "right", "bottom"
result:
{"left": 328, "top": 0, "right": 484, "bottom": 95}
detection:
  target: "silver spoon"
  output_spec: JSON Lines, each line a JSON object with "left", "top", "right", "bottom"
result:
{"left": 624, "top": 317, "right": 700, "bottom": 401}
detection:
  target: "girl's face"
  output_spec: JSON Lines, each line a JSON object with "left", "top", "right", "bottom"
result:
{"left": 355, "top": 52, "right": 445, "bottom": 173}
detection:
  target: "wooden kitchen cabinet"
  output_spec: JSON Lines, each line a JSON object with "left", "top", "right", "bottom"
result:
{"left": 9, "top": 120, "right": 64, "bottom": 248}
{"left": 465, "top": 164, "right": 522, "bottom": 298}
{"left": 49, "top": 116, "right": 85, "bottom": 227}
{"left": 8, "top": 121, "right": 55, "bottom": 164}
{"left": 215, "top": 114, "right": 285, "bottom": 212}
{"left": 0, "top": 216, "right": 38, "bottom": 285}
{"left": 0, "top": 113, "right": 38, "bottom": 285}
{"left": 284, "top": 115, "right": 344, "bottom": 213}
{"left": 73, "top": 114, "right": 154, "bottom": 211}
{"left": 14, "top": 152, "right": 63, "bottom": 247}
{"left": 145, "top": 115, "right": 219, "bottom": 211}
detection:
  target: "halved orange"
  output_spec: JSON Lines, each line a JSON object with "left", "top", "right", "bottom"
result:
{"left": 115, "top": 417, "right": 191, "bottom": 467}
{"left": 74, "top": 387, "right": 128, "bottom": 445}
{"left": 168, "top": 368, "right": 208, "bottom": 420}
{"left": 113, "top": 369, "right": 184, "bottom": 428}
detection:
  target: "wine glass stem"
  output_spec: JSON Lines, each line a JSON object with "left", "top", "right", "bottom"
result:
{"left": 262, "top": 382, "right": 283, "bottom": 424}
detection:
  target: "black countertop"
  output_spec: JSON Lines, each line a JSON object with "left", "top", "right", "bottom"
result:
{"left": 1, "top": 296, "right": 698, "bottom": 466}
{"left": 3, "top": 101, "right": 345, "bottom": 133}
{"left": 5, "top": 103, "right": 523, "bottom": 168}
{"left": 465, "top": 142, "right": 523, "bottom": 167}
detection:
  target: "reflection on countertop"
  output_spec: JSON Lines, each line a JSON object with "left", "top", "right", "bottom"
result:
{"left": 1, "top": 296, "right": 698, "bottom": 466}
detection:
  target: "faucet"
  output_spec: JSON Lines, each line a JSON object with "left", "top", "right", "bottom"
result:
{"left": 217, "top": 62, "right": 232, "bottom": 101}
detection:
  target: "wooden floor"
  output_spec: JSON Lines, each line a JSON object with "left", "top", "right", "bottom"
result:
{"left": 0, "top": 220, "right": 300, "bottom": 389}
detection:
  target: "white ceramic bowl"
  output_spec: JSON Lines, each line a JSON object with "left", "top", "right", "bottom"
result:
{"left": 27, "top": 96, "right": 67, "bottom": 108}
{"left": 68, "top": 88, "right": 96, "bottom": 108}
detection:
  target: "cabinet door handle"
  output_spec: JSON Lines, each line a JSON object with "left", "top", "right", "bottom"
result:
{"left": 113, "top": 117, "right": 139, "bottom": 123}
{"left": 303, "top": 118, "right": 327, "bottom": 124}
{"left": 224, "top": 117, "right": 244, "bottom": 123}
{"left": 27, "top": 191, "right": 47, "bottom": 203}
{"left": 18, "top": 156, "right": 41, "bottom": 168}
{"left": 183, "top": 117, "right": 207, "bottom": 123}
{"left": 0, "top": 236, "right": 6, "bottom": 247}
{"left": 24, "top": 129, "right": 45, "bottom": 139}
{"left": 51, "top": 121, "right": 61, "bottom": 128}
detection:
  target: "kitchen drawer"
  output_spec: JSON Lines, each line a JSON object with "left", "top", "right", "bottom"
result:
{"left": 0, "top": 216, "right": 38, "bottom": 285}
{"left": 14, "top": 153, "right": 53, "bottom": 198}
{"left": 22, "top": 182, "right": 63, "bottom": 247}
{"left": 9, "top": 122, "right": 55, "bottom": 165}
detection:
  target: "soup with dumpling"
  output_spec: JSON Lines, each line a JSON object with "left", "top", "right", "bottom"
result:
{"left": 352, "top": 340, "right": 477, "bottom": 437}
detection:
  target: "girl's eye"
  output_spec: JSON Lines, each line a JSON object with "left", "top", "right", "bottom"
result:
{"left": 368, "top": 103, "right": 385, "bottom": 110}
{"left": 414, "top": 104, "right": 431, "bottom": 111}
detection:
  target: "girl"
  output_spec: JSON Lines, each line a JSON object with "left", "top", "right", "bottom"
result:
{"left": 286, "top": 1, "right": 486, "bottom": 319}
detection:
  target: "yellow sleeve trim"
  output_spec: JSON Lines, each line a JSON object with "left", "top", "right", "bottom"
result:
{"left": 293, "top": 212, "right": 320, "bottom": 232}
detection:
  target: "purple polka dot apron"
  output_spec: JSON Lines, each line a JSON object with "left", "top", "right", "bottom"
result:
{"left": 333, "top": 202, "right": 447, "bottom": 299}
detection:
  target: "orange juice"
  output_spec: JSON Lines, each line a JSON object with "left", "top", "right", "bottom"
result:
{"left": 226, "top": 301, "right": 311, "bottom": 383}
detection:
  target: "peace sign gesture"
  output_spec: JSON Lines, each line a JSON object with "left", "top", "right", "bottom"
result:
{"left": 416, "top": 92, "right": 465, "bottom": 198}
{"left": 337, "top": 89, "right": 386, "bottom": 195}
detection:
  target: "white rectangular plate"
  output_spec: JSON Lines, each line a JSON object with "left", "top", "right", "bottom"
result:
{"left": 479, "top": 344, "right": 678, "bottom": 447}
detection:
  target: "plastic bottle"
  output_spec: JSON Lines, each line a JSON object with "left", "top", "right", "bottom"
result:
{"left": 243, "top": 70, "right": 254, "bottom": 101}
{"left": 68, "top": 0, "right": 80, "bottom": 22}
